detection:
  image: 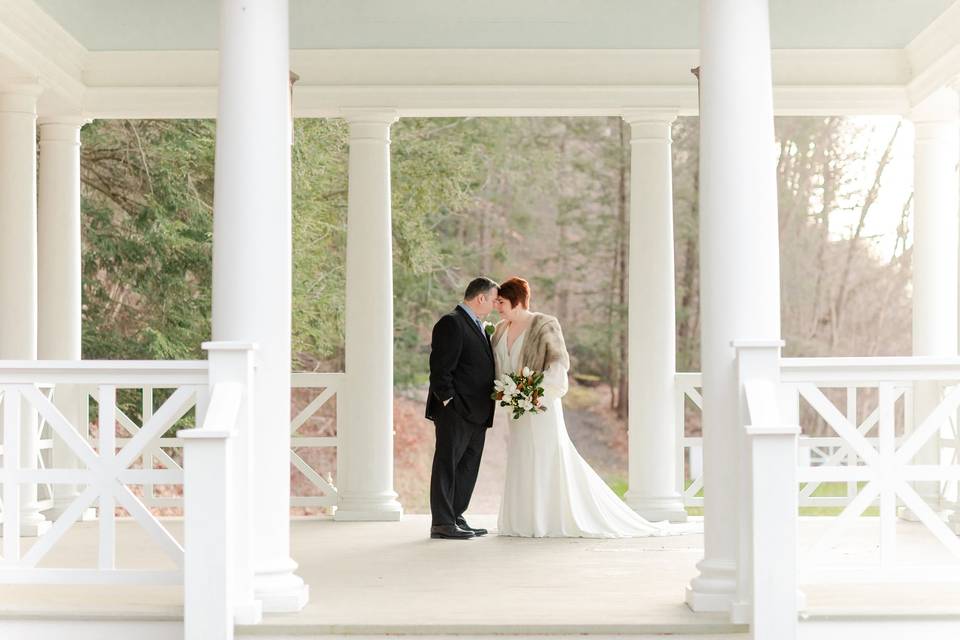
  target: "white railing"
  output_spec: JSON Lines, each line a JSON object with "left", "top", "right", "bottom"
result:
{"left": 290, "top": 372, "right": 342, "bottom": 510}
{"left": 784, "top": 357, "right": 960, "bottom": 583}
{"left": 675, "top": 373, "right": 703, "bottom": 507}
{"left": 1, "top": 383, "right": 63, "bottom": 516}
{"left": 677, "top": 368, "right": 940, "bottom": 513}
{"left": 25, "top": 373, "right": 344, "bottom": 515}
{"left": 0, "top": 345, "right": 259, "bottom": 640}
{"left": 736, "top": 342, "right": 799, "bottom": 639}
{"left": 0, "top": 360, "right": 207, "bottom": 585}
{"left": 181, "top": 343, "right": 259, "bottom": 636}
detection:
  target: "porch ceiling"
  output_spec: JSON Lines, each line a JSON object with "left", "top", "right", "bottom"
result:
{"left": 0, "top": 0, "right": 959, "bottom": 119}
{"left": 30, "top": 0, "right": 957, "bottom": 51}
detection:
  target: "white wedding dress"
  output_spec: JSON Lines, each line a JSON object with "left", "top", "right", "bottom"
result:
{"left": 495, "top": 328, "right": 688, "bottom": 538}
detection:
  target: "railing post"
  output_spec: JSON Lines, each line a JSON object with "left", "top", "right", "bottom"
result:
{"left": 202, "top": 341, "right": 261, "bottom": 625}
{"left": 2, "top": 386, "right": 22, "bottom": 560}
{"left": 732, "top": 340, "right": 799, "bottom": 638}
{"left": 180, "top": 426, "right": 233, "bottom": 640}
{"left": 181, "top": 341, "right": 260, "bottom": 640}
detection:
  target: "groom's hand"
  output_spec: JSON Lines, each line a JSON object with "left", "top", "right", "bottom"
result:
{"left": 430, "top": 315, "right": 463, "bottom": 404}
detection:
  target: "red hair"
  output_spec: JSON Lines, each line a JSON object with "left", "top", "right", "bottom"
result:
{"left": 498, "top": 277, "right": 531, "bottom": 309}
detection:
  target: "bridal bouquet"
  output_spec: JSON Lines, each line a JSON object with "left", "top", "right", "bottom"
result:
{"left": 492, "top": 367, "right": 548, "bottom": 420}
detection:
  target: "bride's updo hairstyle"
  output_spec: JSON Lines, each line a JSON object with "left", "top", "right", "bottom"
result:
{"left": 498, "top": 277, "right": 531, "bottom": 309}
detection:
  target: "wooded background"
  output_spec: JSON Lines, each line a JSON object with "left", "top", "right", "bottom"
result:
{"left": 80, "top": 116, "right": 913, "bottom": 420}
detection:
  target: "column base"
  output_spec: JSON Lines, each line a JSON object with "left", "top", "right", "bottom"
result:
{"left": 685, "top": 558, "right": 737, "bottom": 612}
{"left": 729, "top": 600, "right": 751, "bottom": 624}
{"left": 729, "top": 590, "right": 807, "bottom": 623}
{"left": 254, "top": 559, "right": 309, "bottom": 613}
{"left": 897, "top": 500, "right": 943, "bottom": 523}
{"left": 625, "top": 492, "right": 688, "bottom": 523}
{"left": 949, "top": 511, "right": 960, "bottom": 535}
{"left": 45, "top": 500, "right": 97, "bottom": 523}
{"left": 9, "top": 510, "right": 52, "bottom": 537}
{"left": 334, "top": 494, "right": 403, "bottom": 522}
{"left": 233, "top": 599, "right": 263, "bottom": 625}
{"left": 3, "top": 520, "right": 52, "bottom": 537}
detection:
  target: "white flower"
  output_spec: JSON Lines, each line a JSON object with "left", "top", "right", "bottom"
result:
{"left": 521, "top": 366, "right": 532, "bottom": 378}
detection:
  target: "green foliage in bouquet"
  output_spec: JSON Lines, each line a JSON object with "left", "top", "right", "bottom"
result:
{"left": 492, "top": 368, "right": 548, "bottom": 420}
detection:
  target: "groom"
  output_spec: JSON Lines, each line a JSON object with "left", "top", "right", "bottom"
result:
{"left": 425, "top": 277, "right": 499, "bottom": 539}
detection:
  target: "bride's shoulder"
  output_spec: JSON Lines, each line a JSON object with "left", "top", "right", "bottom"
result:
{"left": 532, "top": 312, "right": 562, "bottom": 329}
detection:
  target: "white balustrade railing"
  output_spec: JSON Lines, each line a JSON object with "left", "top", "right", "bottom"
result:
{"left": 685, "top": 356, "right": 960, "bottom": 589}
{"left": 0, "top": 345, "right": 260, "bottom": 639}
{"left": 1, "top": 383, "right": 61, "bottom": 516}
{"left": 784, "top": 357, "right": 960, "bottom": 583}
{"left": 675, "top": 373, "right": 703, "bottom": 507}
{"left": 290, "top": 372, "right": 342, "bottom": 510}
{"left": 677, "top": 366, "right": 936, "bottom": 513}
{"left": 43, "top": 372, "right": 344, "bottom": 515}
{"left": 0, "top": 360, "right": 207, "bottom": 585}
{"left": 735, "top": 342, "right": 798, "bottom": 639}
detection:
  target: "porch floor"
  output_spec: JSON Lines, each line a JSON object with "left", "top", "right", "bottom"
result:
{"left": 0, "top": 515, "right": 959, "bottom": 636}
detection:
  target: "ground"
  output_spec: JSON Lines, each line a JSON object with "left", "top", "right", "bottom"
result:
{"left": 391, "top": 383, "right": 630, "bottom": 515}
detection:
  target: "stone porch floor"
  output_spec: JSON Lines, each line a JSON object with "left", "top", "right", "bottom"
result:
{"left": 0, "top": 514, "right": 958, "bottom": 636}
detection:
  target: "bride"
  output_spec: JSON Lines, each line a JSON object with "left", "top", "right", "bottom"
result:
{"left": 492, "top": 276, "right": 686, "bottom": 538}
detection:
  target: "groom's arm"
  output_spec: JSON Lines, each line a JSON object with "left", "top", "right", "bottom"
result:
{"left": 430, "top": 315, "right": 462, "bottom": 404}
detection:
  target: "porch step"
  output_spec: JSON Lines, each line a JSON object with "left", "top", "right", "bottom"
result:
{"left": 799, "top": 609, "right": 960, "bottom": 640}
{"left": 240, "top": 634, "right": 745, "bottom": 640}
{"left": 0, "top": 615, "right": 748, "bottom": 640}
{"left": 238, "top": 621, "right": 749, "bottom": 637}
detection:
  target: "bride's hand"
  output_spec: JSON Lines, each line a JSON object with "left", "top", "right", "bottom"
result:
{"left": 541, "top": 364, "right": 569, "bottom": 399}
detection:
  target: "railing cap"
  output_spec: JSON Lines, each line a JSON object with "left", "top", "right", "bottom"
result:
{"left": 202, "top": 341, "right": 258, "bottom": 352}
{"left": 746, "top": 424, "right": 801, "bottom": 436}
{"left": 731, "top": 339, "right": 785, "bottom": 349}
{"left": 178, "top": 429, "right": 231, "bottom": 440}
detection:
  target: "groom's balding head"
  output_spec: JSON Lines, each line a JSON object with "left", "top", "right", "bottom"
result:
{"left": 463, "top": 276, "right": 498, "bottom": 318}
{"left": 464, "top": 276, "right": 498, "bottom": 302}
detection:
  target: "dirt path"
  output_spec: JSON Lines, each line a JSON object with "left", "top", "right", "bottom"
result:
{"left": 394, "top": 385, "right": 629, "bottom": 515}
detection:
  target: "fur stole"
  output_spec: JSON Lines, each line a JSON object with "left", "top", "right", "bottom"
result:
{"left": 492, "top": 312, "right": 570, "bottom": 377}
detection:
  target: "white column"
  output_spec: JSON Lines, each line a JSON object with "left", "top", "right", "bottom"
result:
{"left": 211, "top": 0, "right": 307, "bottom": 613}
{"left": 910, "top": 88, "right": 960, "bottom": 514}
{"left": 686, "top": 0, "right": 782, "bottom": 613}
{"left": 622, "top": 109, "right": 687, "bottom": 523}
{"left": 0, "top": 85, "right": 50, "bottom": 536}
{"left": 334, "top": 109, "right": 403, "bottom": 522}
{"left": 38, "top": 116, "right": 94, "bottom": 521}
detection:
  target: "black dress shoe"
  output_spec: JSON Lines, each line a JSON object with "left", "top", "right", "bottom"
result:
{"left": 456, "top": 517, "right": 488, "bottom": 536}
{"left": 431, "top": 524, "right": 474, "bottom": 539}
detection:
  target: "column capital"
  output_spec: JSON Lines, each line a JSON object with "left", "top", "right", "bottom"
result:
{"left": 38, "top": 116, "right": 91, "bottom": 144}
{"left": 909, "top": 87, "right": 959, "bottom": 125}
{"left": 341, "top": 107, "right": 399, "bottom": 125}
{"left": 0, "top": 83, "right": 42, "bottom": 114}
{"left": 621, "top": 107, "right": 679, "bottom": 125}
{"left": 343, "top": 108, "right": 399, "bottom": 143}
{"left": 38, "top": 115, "right": 91, "bottom": 128}
{"left": 621, "top": 108, "right": 679, "bottom": 144}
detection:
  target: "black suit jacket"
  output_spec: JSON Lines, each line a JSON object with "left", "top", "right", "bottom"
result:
{"left": 425, "top": 306, "right": 496, "bottom": 428}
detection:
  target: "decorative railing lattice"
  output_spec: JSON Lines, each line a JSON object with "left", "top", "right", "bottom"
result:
{"left": 290, "top": 372, "right": 341, "bottom": 510}
{"left": 784, "top": 359, "right": 960, "bottom": 582}
{"left": 22, "top": 373, "right": 345, "bottom": 515}
{"left": 0, "top": 361, "right": 207, "bottom": 585}
{"left": 676, "top": 368, "right": 941, "bottom": 513}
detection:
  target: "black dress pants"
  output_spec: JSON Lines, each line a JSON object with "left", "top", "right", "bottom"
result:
{"left": 430, "top": 406, "right": 487, "bottom": 526}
